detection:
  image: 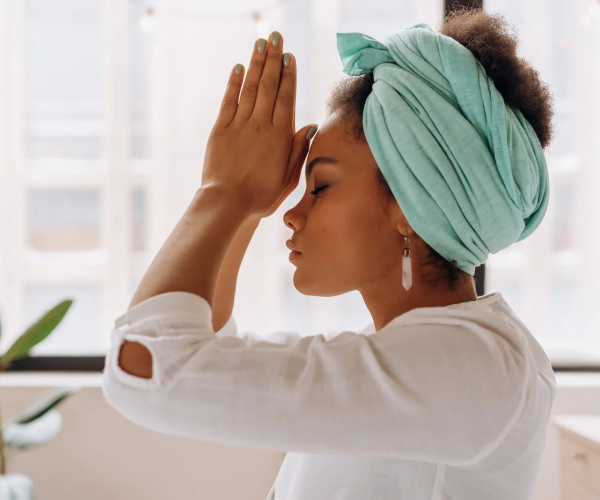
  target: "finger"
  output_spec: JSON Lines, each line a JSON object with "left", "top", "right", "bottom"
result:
{"left": 291, "top": 51, "right": 297, "bottom": 129}
{"left": 253, "top": 31, "right": 285, "bottom": 122}
{"left": 292, "top": 56, "right": 297, "bottom": 128}
{"left": 272, "top": 53, "right": 296, "bottom": 128}
{"left": 236, "top": 37, "right": 268, "bottom": 122}
{"left": 285, "top": 124, "right": 317, "bottom": 187}
{"left": 214, "top": 63, "right": 245, "bottom": 128}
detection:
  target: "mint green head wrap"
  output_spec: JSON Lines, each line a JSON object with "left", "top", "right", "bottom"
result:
{"left": 336, "top": 23, "right": 549, "bottom": 275}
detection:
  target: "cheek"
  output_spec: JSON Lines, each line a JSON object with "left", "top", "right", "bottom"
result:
{"left": 295, "top": 200, "right": 389, "bottom": 292}
{"left": 317, "top": 199, "right": 383, "bottom": 257}
{"left": 307, "top": 181, "right": 386, "bottom": 252}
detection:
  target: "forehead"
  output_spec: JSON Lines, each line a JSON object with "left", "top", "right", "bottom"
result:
{"left": 304, "top": 117, "right": 361, "bottom": 179}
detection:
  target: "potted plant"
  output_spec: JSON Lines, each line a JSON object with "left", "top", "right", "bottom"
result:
{"left": 0, "top": 299, "right": 80, "bottom": 499}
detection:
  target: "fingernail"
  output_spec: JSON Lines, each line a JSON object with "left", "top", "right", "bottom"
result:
{"left": 257, "top": 39, "right": 267, "bottom": 53}
{"left": 283, "top": 53, "right": 291, "bottom": 66}
{"left": 235, "top": 64, "right": 243, "bottom": 74}
{"left": 271, "top": 31, "right": 281, "bottom": 46}
{"left": 306, "top": 125, "right": 318, "bottom": 140}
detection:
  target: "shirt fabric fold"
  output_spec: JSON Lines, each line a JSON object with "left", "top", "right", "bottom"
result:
{"left": 102, "top": 290, "right": 556, "bottom": 500}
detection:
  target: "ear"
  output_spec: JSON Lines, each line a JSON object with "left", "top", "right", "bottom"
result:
{"left": 397, "top": 219, "right": 412, "bottom": 237}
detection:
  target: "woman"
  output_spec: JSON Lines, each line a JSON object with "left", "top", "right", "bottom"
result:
{"left": 103, "top": 8, "right": 556, "bottom": 500}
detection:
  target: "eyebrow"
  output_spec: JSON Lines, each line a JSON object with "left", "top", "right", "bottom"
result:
{"left": 305, "top": 156, "right": 339, "bottom": 181}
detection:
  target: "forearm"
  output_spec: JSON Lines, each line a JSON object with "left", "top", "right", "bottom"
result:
{"left": 129, "top": 185, "right": 250, "bottom": 311}
{"left": 120, "top": 186, "right": 255, "bottom": 379}
{"left": 211, "top": 216, "right": 260, "bottom": 332}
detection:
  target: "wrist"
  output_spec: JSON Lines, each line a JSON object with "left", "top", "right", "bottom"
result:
{"left": 192, "top": 185, "right": 253, "bottom": 226}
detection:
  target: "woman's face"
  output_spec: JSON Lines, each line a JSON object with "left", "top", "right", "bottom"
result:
{"left": 283, "top": 111, "right": 406, "bottom": 298}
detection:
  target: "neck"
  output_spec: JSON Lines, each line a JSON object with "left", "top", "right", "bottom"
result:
{"left": 365, "top": 278, "right": 478, "bottom": 332}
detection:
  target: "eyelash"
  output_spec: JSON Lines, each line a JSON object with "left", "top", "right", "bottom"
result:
{"left": 310, "top": 185, "right": 328, "bottom": 196}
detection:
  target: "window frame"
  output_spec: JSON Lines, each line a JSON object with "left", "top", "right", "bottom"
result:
{"left": 0, "top": 0, "right": 595, "bottom": 372}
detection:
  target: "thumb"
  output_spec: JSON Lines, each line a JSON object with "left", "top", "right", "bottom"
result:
{"left": 287, "top": 124, "right": 318, "bottom": 185}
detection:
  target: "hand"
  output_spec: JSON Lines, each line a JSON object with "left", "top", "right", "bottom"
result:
{"left": 201, "top": 31, "right": 318, "bottom": 220}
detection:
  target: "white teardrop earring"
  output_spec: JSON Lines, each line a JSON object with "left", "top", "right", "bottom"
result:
{"left": 402, "top": 223, "right": 412, "bottom": 291}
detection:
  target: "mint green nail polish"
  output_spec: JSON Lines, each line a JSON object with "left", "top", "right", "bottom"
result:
{"left": 271, "top": 31, "right": 281, "bottom": 46}
{"left": 283, "top": 53, "right": 291, "bottom": 67}
{"left": 257, "top": 39, "right": 267, "bottom": 53}
{"left": 306, "top": 125, "right": 318, "bottom": 140}
{"left": 235, "top": 64, "right": 243, "bottom": 74}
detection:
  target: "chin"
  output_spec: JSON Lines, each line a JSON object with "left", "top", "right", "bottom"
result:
{"left": 291, "top": 269, "right": 348, "bottom": 297}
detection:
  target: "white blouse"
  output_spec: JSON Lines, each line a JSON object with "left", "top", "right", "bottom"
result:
{"left": 102, "top": 290, "right": 556, "bottom": 500}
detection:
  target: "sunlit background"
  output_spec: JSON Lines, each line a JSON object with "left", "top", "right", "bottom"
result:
{"left": 0, "top": 0, "right": 599, "bottom": 369}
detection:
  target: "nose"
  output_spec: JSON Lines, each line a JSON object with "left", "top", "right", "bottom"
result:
{"left": 283, "top": 203, "right": 303, "bottom": 232}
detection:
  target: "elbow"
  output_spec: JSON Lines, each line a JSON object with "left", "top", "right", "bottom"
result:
{"left": 118, "top": 340, "right": 153, "bottom": 379}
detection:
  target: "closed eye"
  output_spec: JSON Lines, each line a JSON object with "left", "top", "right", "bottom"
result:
{"left": 310, "top": 185, "right": 328, "bottom": 196}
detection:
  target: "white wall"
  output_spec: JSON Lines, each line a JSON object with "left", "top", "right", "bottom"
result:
{"left": 536, "top": 373, "right": 600, "bottom": 500}
{"left": 0, "top": 372, "right": 597, "bottom": 500}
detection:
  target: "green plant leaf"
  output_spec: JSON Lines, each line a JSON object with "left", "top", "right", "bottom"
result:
{"left": 0, "top": 300, "right": 73, "bottom": 370}
{"left": 3, "top": 387, "right": 80, "bottom": 426}
{"left": 2, "top": 410, "right": 62, "bottom": 451}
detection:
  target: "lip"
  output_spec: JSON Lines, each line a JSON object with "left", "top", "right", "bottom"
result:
{"left": 286, "top": 239, "right": 302, "bottom": 253}
{"left": 289, "top": 251, "right": 302, "bottom": 260}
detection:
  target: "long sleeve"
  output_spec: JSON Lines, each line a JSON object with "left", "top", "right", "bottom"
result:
{"left": 213, "top": 309, "right": 306, "bottom": 345}
{"left": 101, "top": 291, "right": 532, "bottom": 465}
{"left": 215, "top": 312, "right": 369, "bottom": 344}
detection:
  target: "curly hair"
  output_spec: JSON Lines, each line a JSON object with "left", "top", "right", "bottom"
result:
{"left": 325, "top": 7, "right": 555, "bottom": 289}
